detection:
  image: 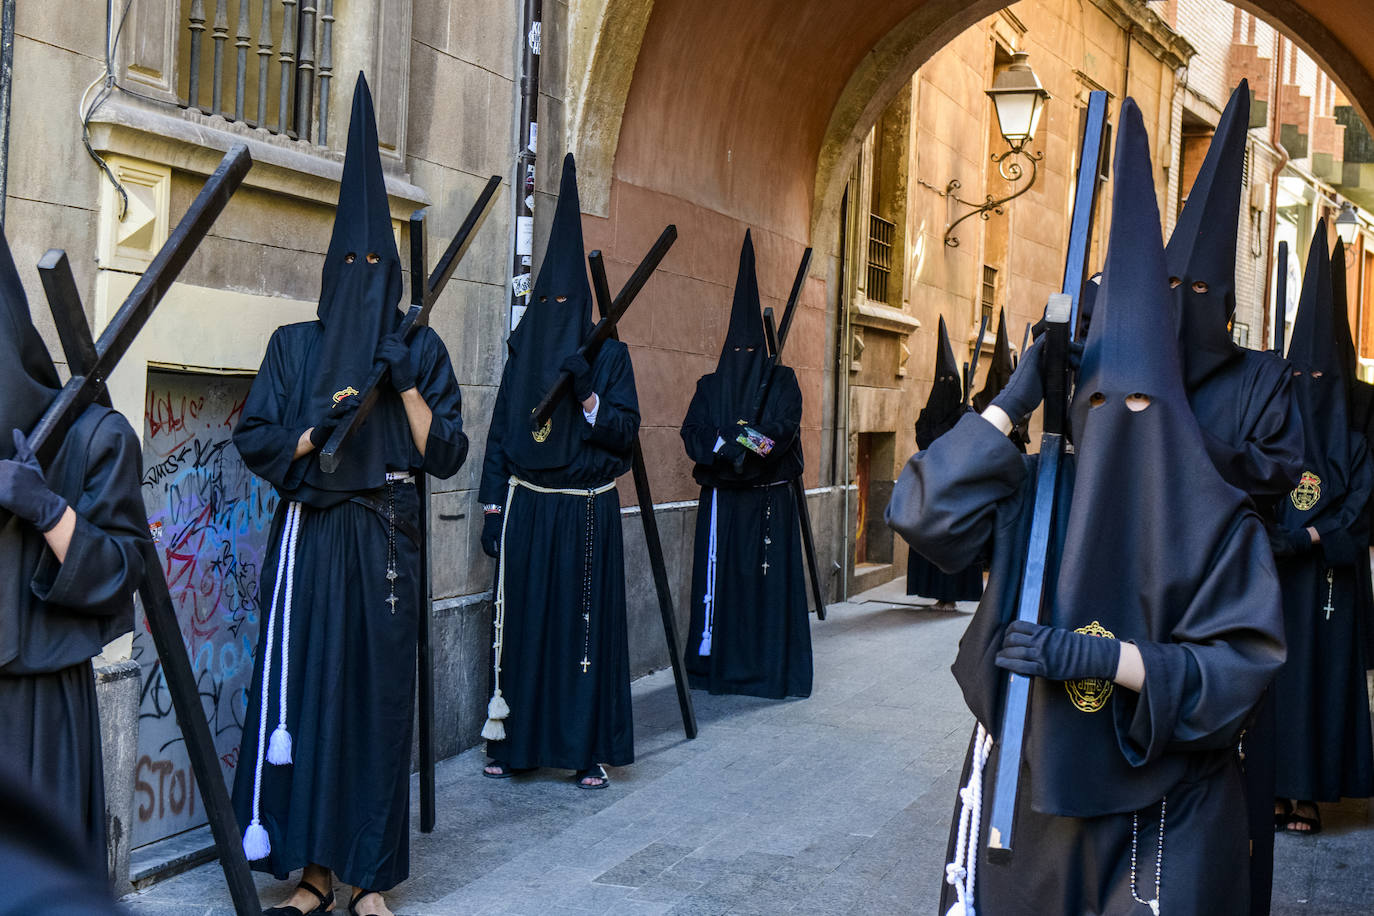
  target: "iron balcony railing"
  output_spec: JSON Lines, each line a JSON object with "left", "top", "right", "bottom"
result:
{"left": 867, "top": 213, "right": 894, "bottom": 304}
{"left": 183, "top": 0, "right": 335, "bottom": 144}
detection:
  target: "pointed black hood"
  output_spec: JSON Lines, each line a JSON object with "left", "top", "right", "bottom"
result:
{"left": 1034, "top": 99, "right": 1257, "bottom": 818}
{"left": 302, "top": 73, "right": 405, "bottom": 492}
{"left": 1332, "top": 239, "right": 1360, "bottom": 400}
{"left": 499, "top": 153, "right": 595, "bottom": 470}
{"left": 1167, "top": 80, "right": 1249, "bottom": 388}
{"left": 0, "top": 234, "right": 60, "bottom": 457}
{"left": 704, "top": 230, "right": 767, "bottom": 428}
{"left": 1280, "top": 223, "right": 1356, "bottom": 531}
{"left": 914, "top": 315, "right": 964, "bottom": 450}
{"left": 971, "top": 309, "right": 1013, "bottom": 413}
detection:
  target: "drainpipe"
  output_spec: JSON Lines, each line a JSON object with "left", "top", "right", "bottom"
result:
{"left": 1261, "top": 33, "right": 1290, "bottom": 351}
{"left": 0, "top": 0, "right": 16, "bottom": 230}
{"left": 510, "top": 0, "right": 542, "bottom": 330}
{"left": 836, "top": 185, "right": 853, "bottom": 601}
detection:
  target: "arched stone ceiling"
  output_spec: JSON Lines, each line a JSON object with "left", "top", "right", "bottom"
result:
{"left": 585, "top": 0, "right": 1374, "bottom": 248}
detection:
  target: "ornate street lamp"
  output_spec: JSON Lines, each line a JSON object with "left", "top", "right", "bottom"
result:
{"left": 935, "top": 51, "right": 1051, "bottom": 247}
{"left": 1335, "top": 201, "right": 1360, "bottom": 246}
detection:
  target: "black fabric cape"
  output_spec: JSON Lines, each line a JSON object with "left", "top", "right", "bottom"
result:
{"left": 1331, "top": 239, "right": 1374, "bottom": 666}
{"left": 0, "top": 233, "right": 147, "bottom": 862}
{"left": 908, "top": 315, "right": 982, "bottom": 601}
{"left": 678, "top": 233, "right": 811, "bottom": 699}
{"left": 887, "top": 100, "right": 1285, "bottom": 913}
{"left": 1271, "top": 225, "right": 1374, "bottom": 803}
{"left": 230, "top": 76, "right": 468, "bottom": 890}
{"left": 479, "top": 153, "right": 640, "bottom": 769}
{"left": 0, "top": 755, "right": 121, "bottom": 914}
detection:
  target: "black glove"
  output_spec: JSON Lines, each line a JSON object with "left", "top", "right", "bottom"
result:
{"left": 560, "top": 352, "right": 594, "bottom": 402}
{"left": 481, "top": 511, "right": 503, "bottom": 558}
{"left": 717, "top": 427, "right": 749, "bottom": 466}
{"left": 1268, "top": 525, "right": 1313, "bottom": 557}
{"left": 0, "top": 429, "right": 68, "bottom": 532}
{"left": 308, "top": 395, "right": 360, "bottom": 448}
{"left": 377, "top": 332, "right": 417, "bottom": 392}
{"left": 990, "top": 336, "right": 1046, "bottom": 425}
{"left": 994, "top": 619, "right": 1120, "bottom": 682}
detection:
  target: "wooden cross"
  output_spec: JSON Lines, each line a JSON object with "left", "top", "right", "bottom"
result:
{"left": 22, "top": 146, "right": 260, "bottom": 916}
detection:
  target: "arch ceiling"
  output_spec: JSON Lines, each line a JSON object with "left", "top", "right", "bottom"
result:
{"left": 583, "top": 0, "right": 1374, "bottom": 248}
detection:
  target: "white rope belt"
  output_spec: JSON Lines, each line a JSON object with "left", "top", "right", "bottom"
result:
{"left": 242, "top": 499, "right": 303, "bottom": 861}
{"left": 481, "top": 476, "right": 616, "bottom": 742}
{"left": 945, "top": 722, "right": 993, "bottom": 916}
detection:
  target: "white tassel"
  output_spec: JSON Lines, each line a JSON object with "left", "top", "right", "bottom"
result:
{"left": 266, "top": 724, "right": 293, "bottom": 765}
{"left": 242, "top": 820, "right": 271, "bottom": 860}
{"left": 481, "top": 717, "right": 506, "bottom": 741}
{"left": 698, "top": 489, "right": 719, "bottom": 657}
{"left": 944, "top": 901, "right": 966, "bottom": 916}
{"left": 487, "top": 692, "right": 510, "bottom": 721}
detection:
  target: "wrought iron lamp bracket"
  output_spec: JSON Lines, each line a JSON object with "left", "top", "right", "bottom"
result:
{"left": 937, "top": 148, "right": 1043, "bottom": 248}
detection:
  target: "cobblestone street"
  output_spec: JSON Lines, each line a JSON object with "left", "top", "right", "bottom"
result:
{"left": 123, "top": 582, "right": 1374, "bottom": 915}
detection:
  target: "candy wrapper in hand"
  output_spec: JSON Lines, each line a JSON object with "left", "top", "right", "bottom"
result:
{"left": 735, "top": 425, "right": 775, "bottom": 457}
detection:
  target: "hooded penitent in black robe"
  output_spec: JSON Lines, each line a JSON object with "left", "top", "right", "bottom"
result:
{"left": 230, "top": 75, "right": 467, "bottom": 892}
{"left": 971, "top": 309, "right": 1025, "bottom": 453}
{"left": 888, "top": 101, "right": 1285, "bottom": 915}
{"left": 679, "top": 231, "right": 811, "bottom": 699}
{"left": 1270, "top": 225, "right": 1374, "bottom": 806}
{"left": 0, "top": 235, "right": 147, "bottom": 866}
{"left": 1169, "top": 81, "right": 1303, "bottom": 518}
{"left": 478, "top": 153, "right": 638, "bottom": 771}
{"left": 906, "top": 316, "right": 983, "bottom": 603}
{"left": 1164, "top": 80, "right": 1304, "bottom": 916}
{"left": 1330, "top": 240, "right": 1374, "bottom": 666}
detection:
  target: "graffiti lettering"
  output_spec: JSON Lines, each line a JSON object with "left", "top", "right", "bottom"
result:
{"left": 134, "top": 374, "right": 270, "bottom": 846}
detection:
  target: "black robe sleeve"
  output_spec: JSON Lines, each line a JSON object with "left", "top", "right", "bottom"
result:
{"left": 1312, "top": 437, "right": 1374, "bottom": 567}
{"left": 232, "top": 327, "right": 314, "bottom": 492}
{"left": 31, "top": 413, "right": 147, "bottom": 616}
{"left": 680, "top": 379, "right": 721, "bottom": 467}
{"left": 410, "top": 326, "right": 468, "bottom": 480}
{"left": 1197, "top": 358, "right": 1303, "bottom": 504}
{"left": 581, "top": 342, "right": 639, "bottom": 454}
{"left": 1112, "top": 514, "right": 1286, "bottom": 764}
{"left": 885, "top": 412, "right": 1028, "bottom": 574}
{"left": 750, "top": 367, "right": 803, "bottom": 456}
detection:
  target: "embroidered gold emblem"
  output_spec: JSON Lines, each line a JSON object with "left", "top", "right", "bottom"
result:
{"left": 332, "top": 385, "right": 359, "bottom": 406}
{"left": 532, "top": 417, "right": 552, "bottom": 443}
{"left": 1290, "top": 471, "right": 1322, "bottom": 511}
{"left": 1065, "top": 620, "right": 1115, "bottom": 713}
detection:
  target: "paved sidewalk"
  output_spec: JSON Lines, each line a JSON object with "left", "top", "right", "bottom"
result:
{"left": 122, "top": 580, "right": 1374, "bottom": 915}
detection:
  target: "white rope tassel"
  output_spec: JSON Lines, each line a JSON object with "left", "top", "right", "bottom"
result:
{"left": 698, "top": 489, "right": 719, "bottom": 656}
{"left": 266, "top": 503, "right": 302, "bottom": 766}
{"left": 243, "top": 500, "right": 301, "bottom": 860}
{"left": 482, "top": 479, "right": 518, "bottom": 742}
{"left": 945, "top": 723, "right": 993, "bottom": 916}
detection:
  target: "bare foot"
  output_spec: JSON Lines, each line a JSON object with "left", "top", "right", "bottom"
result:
{"left": 350, "top": 890, "right": 394, "bottom": 916}
{"left": 272, "top": 865, "right": 333, "bottom": 911}
{"left": 577, "top": 765, "right": 608, "bottom": 788}
{"left": 1286, "top": 800, "right": 1321, "bottom": 833}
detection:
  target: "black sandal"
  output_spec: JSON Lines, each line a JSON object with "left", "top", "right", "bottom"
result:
{"left": 264, "top": 880, "right": 333, "bottom": 915}
{"left": 483, "top": 760, "right": 533, "bottom": 779}
{"left": 1283, "top": 803, "right": 1323, "bottom": 836}
{"left": 574, "top": 765, "right": 609, "bottom": 790}
{"left": 347, "top": 889, "right": 376, "bottom": 916}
